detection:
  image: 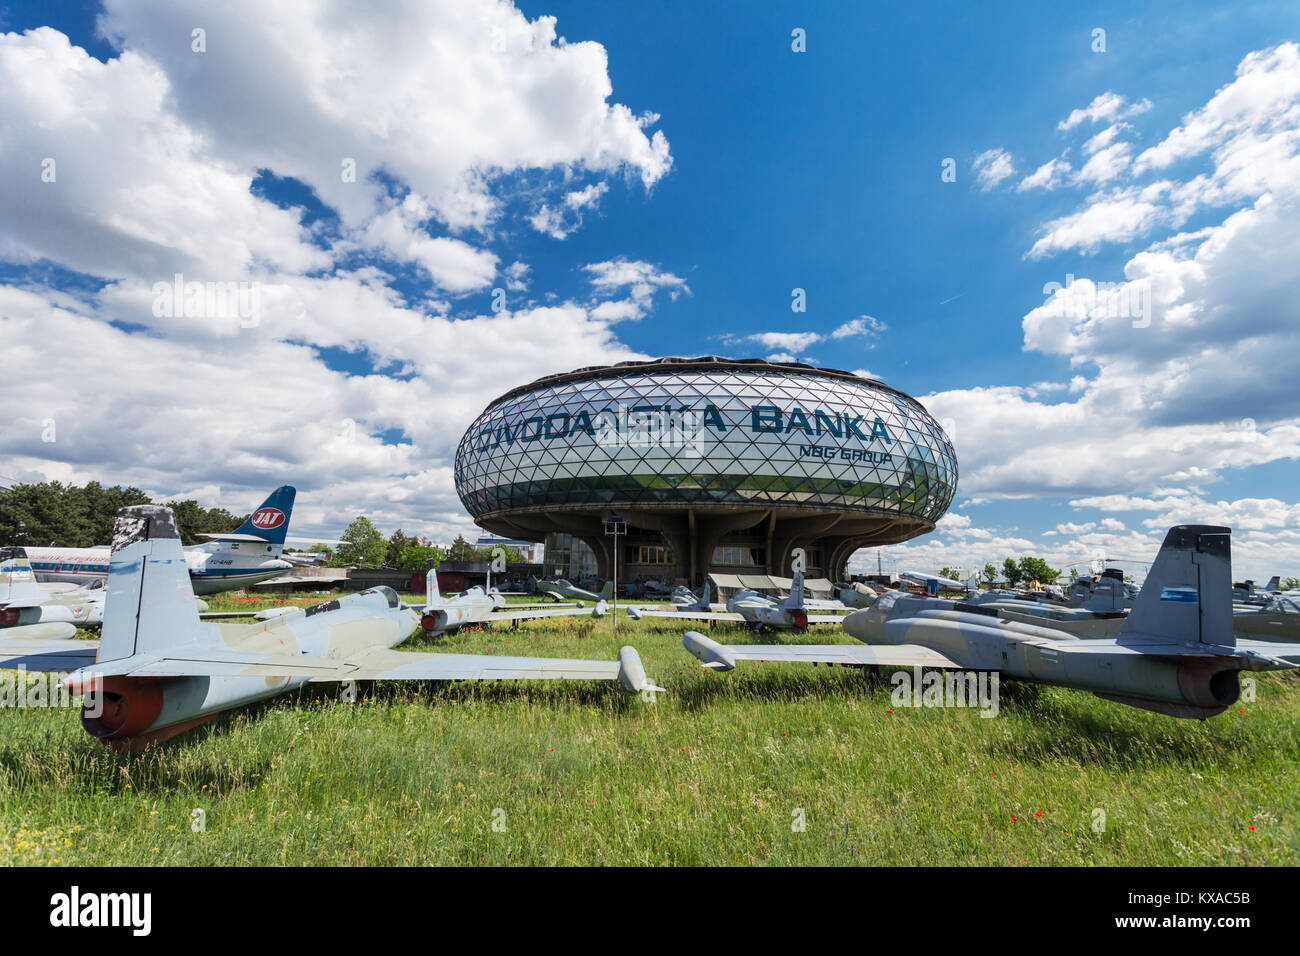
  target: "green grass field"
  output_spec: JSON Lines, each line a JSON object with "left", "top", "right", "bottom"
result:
{"left": 1, "top": 590, "right": 1297, "bottom": 866}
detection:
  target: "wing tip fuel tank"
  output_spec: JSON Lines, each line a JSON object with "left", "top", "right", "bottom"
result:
{"left": 683, "top": 631, "right": 737, "bottom": 670}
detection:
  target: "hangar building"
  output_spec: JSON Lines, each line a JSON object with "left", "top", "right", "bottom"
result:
{"left": 453, "top": 357, "right": 957, "bottom": 585}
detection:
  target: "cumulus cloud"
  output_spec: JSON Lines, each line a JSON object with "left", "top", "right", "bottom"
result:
{"left": 972, "top": 148, "right": 1016, "bottom": 190}
{"left": 1058, "top": 91, "right": 1152, "bottom": 131}
{"left": 0, "top": 2, "right": 681, "bottom": 542}
{"left": 1017, "top": 156, "right": 1072, "bottom": 192}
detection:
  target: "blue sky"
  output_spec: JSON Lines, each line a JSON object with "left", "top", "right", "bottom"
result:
{"left": 2, "top": 1, "right": 1299, "bottom": 580}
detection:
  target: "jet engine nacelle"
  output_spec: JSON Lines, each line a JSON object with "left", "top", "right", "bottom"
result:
{"left": 78, "top": 674, "right": 305, "bottom": 752}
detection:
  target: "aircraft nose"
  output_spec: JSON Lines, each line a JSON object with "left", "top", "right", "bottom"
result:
{"left": 842, "top": 606, "right": 886, "bottom": 643}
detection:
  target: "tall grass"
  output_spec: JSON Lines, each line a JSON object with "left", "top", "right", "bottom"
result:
{"left": 2, "top": 597, "right": 1296, "bottom": 865}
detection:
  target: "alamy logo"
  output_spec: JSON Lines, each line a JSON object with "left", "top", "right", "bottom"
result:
{"left": 891, "top": 666, "right": 1000, "bottom": 717}
{"left": 49, "top": 886, "right": 151, "bottom": 936}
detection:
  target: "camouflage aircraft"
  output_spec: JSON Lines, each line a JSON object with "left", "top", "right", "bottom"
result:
{"left": 835, "top": 581, "right": 880, "bottom": 610}
{"left": 535, "top": 577, "right": 612, "bottom": 603}
{"left": 1234, "top": 594, "right": 1300, "bottom": 643}
{"left": 0, "top": 505, "right": 662, "bottom": 751}
{"left": 628, "top": 571, "right": 845, "bottom": 630}
{"left": 682, "top": 525, "right": 1300, "bottom": 719}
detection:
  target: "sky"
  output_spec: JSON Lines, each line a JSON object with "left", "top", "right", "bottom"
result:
{"left": 1, "top": 0, "right": 1299, "bottom": 582}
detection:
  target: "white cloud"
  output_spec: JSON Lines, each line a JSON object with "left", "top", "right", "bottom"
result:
{"left": 831, "top": 315, "right": 886, "bottom": 339}
{"left": 1073, "top": 142, "right": 1132, "bottom": 185}
{"left": 0, "top": 4, "right": 682, "bottom": 544}
{"left": 973, "top": 148, "right": 1016, "bottom": 190}
{"left": 1017, "top": 156, "right": 1072, "bottom": 192}
{"left": 583, "top": 258, "right": 689, "bottom": 320}
{"left": 1058, "top": 92, "right": 1152, "bottom": 131}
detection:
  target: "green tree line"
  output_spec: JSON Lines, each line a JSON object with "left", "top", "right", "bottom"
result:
{"left": 329, "top": 519, "right": 525, "bottom": 570}
{"left": 0, "top": 481, "right": 245, "bottom": 547}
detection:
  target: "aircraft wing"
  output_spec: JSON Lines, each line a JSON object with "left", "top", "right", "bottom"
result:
{"left": 807, "top": 613, "right": 852, "bottom": 624}
{"left": 683, "top": 630, "right": 959, "bottom": 670}
{"left": 500, "top": 601, "right": 583, "bottom": 610}
{"left": 72, "top": 645, "right": 661, "bottom": 693}
{"left": 489, "top": 605, "right": 605, "bottom": 622}
{"left": 628, "top": 607, "right": 744, "bottom": 623}
{"left": 0, "top": 634, "right": 98, "bottom": 672}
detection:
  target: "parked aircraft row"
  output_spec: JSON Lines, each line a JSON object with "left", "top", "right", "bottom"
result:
{"left": 1, "top": 502, "right": 1296, "bottom": 749}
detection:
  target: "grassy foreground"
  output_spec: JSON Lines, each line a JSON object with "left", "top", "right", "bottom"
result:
{"left": 1, "top": 590, "right": 1297, "bottom": 866}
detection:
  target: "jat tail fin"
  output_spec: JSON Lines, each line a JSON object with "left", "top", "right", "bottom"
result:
{"left": 1120, "top": 525, "right": 1233, "bottom": 647}
{"left": 701, "top": 579, "right": 712, "bottom": 607}
{"left": 783, "top": 570, "right": 805, "bottom": 609}
{"left": 226, "top": 485, "right": 296, "bottom": 546}
{"left": 599, "top": 580, "right": 613, "bottom": 600}
{"left": 1265, "top": 575, "right": 1281, "bottom": 593}
{"left": 99, "top": 506, "right": 206, "bottom": 663}
{"left": 425, "top": 560, "right": 444, "bottom": 608}
{"left": 0, "top": 548, "right": 49, "bottom": 608}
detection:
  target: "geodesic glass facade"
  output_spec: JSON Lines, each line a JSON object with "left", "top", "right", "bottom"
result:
{"left": 454, "top": 358, "right": 957, "bottom": 523}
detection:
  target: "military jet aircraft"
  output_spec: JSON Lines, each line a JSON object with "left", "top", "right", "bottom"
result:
{"left": 628, "top": 571, "right": 844, "bottom": 630}
{"left": 0, "top": 505, "right": 661, "bottom": 751}
{"left": 535, "top": 577, "right": 612, "bottom": 603}
{"left": 835, "top": 582, "right": 880, "bottom": 610}
{"left": 681, "top": 525, "right": 1300, "bottom": 720}
{"left": 963, "top": 570, "right": 1129, "bottom": 638}
{"left": 416, "top": 566, "right": 610, "bottom": 634}
{"left": 1234, "top": 594, "right": 1300, "bottom": 643}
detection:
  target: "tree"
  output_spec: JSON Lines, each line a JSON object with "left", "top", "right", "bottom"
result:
{"left": 0, "top": 481, "right": 151, "bottom": 546}
{"left": 939, "top": 567, "right": 959, "bottom": 582}
{"left": 169, "top": 498, "right": 245, "bottom": 546}
{"left": 331, "top": 516, "right": 387, "bottom": 567}
{"left": 1283, "top": 577, "right": 1300, "bottom": 591}
{"left": 446, "top": 535, "right": 478, "bottom": 563}
{"left": 981, "top": 562, "right": 998, "bottom": 587}
{"left": 1016, "top": 556, "right": 1061, "bottom": 587}
{"left": 385, "top": 528, "right": 419, "bottom": 567}
{"left": 476, "top": 544, "right": 524, "bottom": 564}
{"left": 397, "top": 544, "right": 443, "bottom": 571}
{"left": 1001, "top": 557, "right": 1020, "bottom": 587}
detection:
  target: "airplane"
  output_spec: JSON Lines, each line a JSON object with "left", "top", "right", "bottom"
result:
{"left": 1234, "top": 594, "right": 1300, "bottom": 643}
{"left": 535, "top": 577, "right": 612, "bottom": 603}
{"left": 1233, "top": 575, "right": 1282, "bottom": 606}
{"left": 21, "top": 485, "right": 297, "bottom": 595}
{"left": 836, "top": 581, "right": 881, "bottom": 610}
{"left": 627, "top": 571, "right": 845, "bottom": 630}
{"left": 0, "top": 504, "right": 662, "bottom": 752}
{"left": 206, "top": 566, "right": 610, "bottom": 630}
{"left": 0, "top": 547, "right": 103, "bottom": 639}
{"left": 680, "top": 525, "right": 1300, "bottom": 720}
{"left": 416, "top": 566, "right": 611, "bottom": 635}
{"left": 961, "top": 569, "right": 1129, "bottom": 638}
{"left": 898, "top": 570, "right": 971, "bottom": 595}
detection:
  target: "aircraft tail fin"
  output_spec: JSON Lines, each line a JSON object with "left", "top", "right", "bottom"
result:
{"left": 1265, "top": 575, "right": 1281, "bottom": 592}
{"left": 701, "top": 578, "right": 712, "bottom": 607}
{"left": 99, "top": 506, "right": 206, "bottom": 663}
{"left": 0, "top": 548, "right": 49, "bottom": 608}
{"left": 1120, "top": 525, "right": 1233, "bottom": 647}
{"left": 783, "top": 570, "right": 806, "bottom": 609}
{"left": 224, "top": 485, "right": 296, "bottom": 546}
{"left": 425, "top": 561, "right": 444, "bottom": 609}
{"left": 599, "top": 579, "right": 614, "bottom": 601}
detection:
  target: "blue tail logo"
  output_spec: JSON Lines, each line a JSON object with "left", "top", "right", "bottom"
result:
{"left": 232, "top": 486, "right": 296, "bottom": 544}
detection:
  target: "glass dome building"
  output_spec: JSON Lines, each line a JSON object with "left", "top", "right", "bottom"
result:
{"left": 454, "top": 357, "right": 957, "bottom": 584}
